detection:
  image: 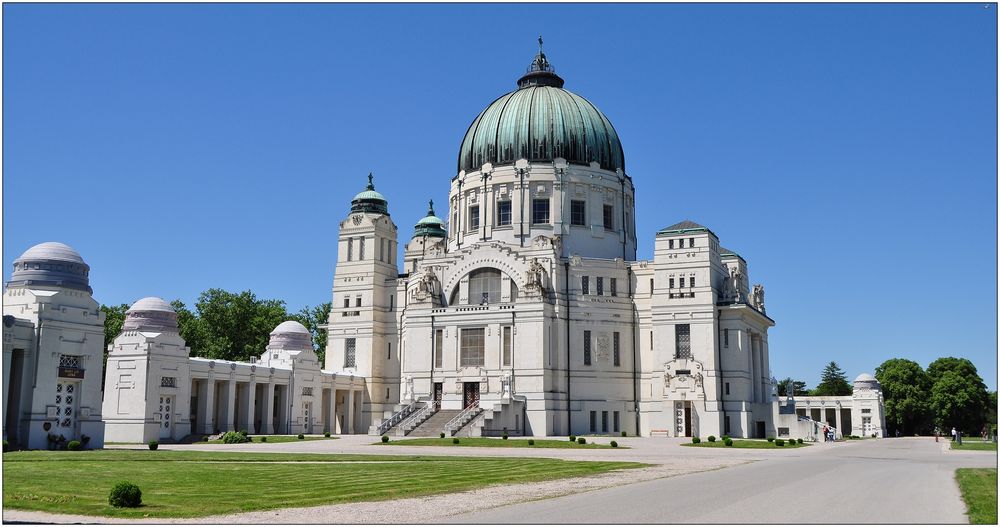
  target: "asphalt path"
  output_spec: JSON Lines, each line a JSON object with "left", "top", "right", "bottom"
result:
{"left": 446, "top": 438, "right": 996, "bottom": 524}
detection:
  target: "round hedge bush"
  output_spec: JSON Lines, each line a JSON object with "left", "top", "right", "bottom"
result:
{"left": 222, "top": 431, "right": 248, "bottom": 444}
{"left": 797, "top": 438, "right": 803, "bottom": 444}
{"left": 775, "top": 439, "right": 785, "bottom": 447}
{"left": 723, "top": 438, "right": 733, "bottom": 446}
{"left": 767, "top": 437, "right": 775, "bottom": 442}
{"left": 260, "top": 436, "right": 267, "bottom": 442}
{"left": 707, "top": 435, "right": 716, "bottom": 442}
{"left": 147, "top": 441, "right": 158, "bottom": 451}
{"left": 621, "top": 431, "right": 627, "bottom": 437}
{"left": 722, "top": 435, "right": 731, "bottom": 442}
{"left": 692, "top": 436, "right": 701, "bottom": 444}
{"left": 2, "top": 439, "right": 8, "bottom": 452}
{"left": 67, "top": 440, "right": 82, "bottom": 451}
{"left": 528, "top": 439, "right": 535, "bottom": 445}
{"left": 440, "top": 432, "right": 445, "bottom": 438}
{"left": 610, "top": 440, "right": 619, "bottom": 448}
{"left": 569, "top": 435, "right": 576, "bottom": 442}
{"left": 324, "top": 432, "right": 330, "bottom": 438}
{"left": 381, "top": 435, "right": 389, "bottom": 443}
{"left": 577, "top": 437, "right": 587, "bottom": 444}
{"left": 108, "top": 481, "right": 142, "bottom": 508}
{"left": 452, "top": 438, "right": 460, "bottom": 444}
{"left": 297, "top": 434, "right": 305, "bottom": 440}
{"left": 502, "top": 434, "right": 508, "bottom": 440}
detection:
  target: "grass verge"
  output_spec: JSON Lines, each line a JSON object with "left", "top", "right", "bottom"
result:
{"left": 956, "top": 468, "right": 997, "bottom": 524}
{"left": 681, "top": 439, "right": 809, "bottom": 449}
{"left": 2, "top": 450, "right": 643, "bottom": 518}
{"left": 951, "top": 441, "right": 998, "bottom": 451}
{"left": 378, "top": 437, "right": 621, "bottom": 449}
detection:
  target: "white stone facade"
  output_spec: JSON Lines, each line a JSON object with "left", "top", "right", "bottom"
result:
{"left": 774, "top": 374, "right": 888, "bottom": 440}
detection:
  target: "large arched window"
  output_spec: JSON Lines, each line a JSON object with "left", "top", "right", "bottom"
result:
{"left": 469, "top": 268, "right": 502, "bottom": 304}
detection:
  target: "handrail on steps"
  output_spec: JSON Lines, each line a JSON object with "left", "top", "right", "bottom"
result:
{"left": 375, "top": 400, "right": 419, "bottom": 436}
{"left": 444, "top": 401, "right": 481, "bottom": 436}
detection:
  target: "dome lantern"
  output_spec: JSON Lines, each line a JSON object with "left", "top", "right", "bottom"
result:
{"left": 413, "top": 199, "right": 447, "bottom": 238}
{"left": 350, "top": 173, "right": 389, "bottom": 216}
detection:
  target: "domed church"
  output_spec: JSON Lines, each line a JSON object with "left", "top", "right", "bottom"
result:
{"left": 326, "top": 43, "right": 779, "bottom": 439}
{"left": 3, "top": 43, "right": 886, "bottom": 446}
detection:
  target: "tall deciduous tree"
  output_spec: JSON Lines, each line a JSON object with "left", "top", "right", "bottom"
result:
{"left": 292, "top": 303, "right": 331, "bottom": 367}
{"left": 813, "top": 361, "right": 852, "bottom": 396}
{"left": 99, "top": 303, "right": 131, "bottom": 390}
{"left": 875, "top": 358, "right": 931, "bottom": 435}
{"left": 927, "top": 357, "right": 989, "bottom": 434}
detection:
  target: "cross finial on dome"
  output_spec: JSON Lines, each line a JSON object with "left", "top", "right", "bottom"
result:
{"left": 428, "top": 199, "right": 436, "bottom": 215}
{"left": 367, "top": 172, "right": 375, "bottom": 190}
{"left": 538, "top": 35, "right": 543, "bottom": 53}
{"left": 519, "top": 37, "right": 563, "bottom": 89}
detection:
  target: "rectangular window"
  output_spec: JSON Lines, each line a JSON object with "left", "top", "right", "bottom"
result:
{"left": 582, "top": 276, "right": 590, "bottom": 295}
{"left": 679, "top": 238, "right": 685, "bottom": 248}
{"left": 434, "top": 329, "right": 443, "bottom": 368}
{"left": 387, "top": 342, "right": 391, "bottom": 359}
{"left": 689, "top": 237, "right": 695, "bottom": 247}
{"left": 347, "top": 237, "right": 353, "bottom": 261}
{"left": 679, "top": 277, "right": 685, "bottom": 288}
{"left": 532, "top": 198, "right": 550, "bottom": 224}
{"left": 725, "top": 382, "right": 730, "bottom": 395}
{"left": 570, "top": 200, "right": 587, "bottom": 226}
{"left": 650, "top": 330, "right": 653, "bottom": 350}
{"left": 614, "top": 411, "right": 620, "bottom": 432}
{"left": 359, "top": 237, "right": 366, "bottom": 260}
{"left": 613, "top": 332, "right": 621, "bottom": 366}
{"left": 502, "top": 326, "right": 512, "bottom": 367}
{"left": 596, "top": 277, "right": 604, "bottom": 296}
{"left": 355, "top": 296, "right": 362, "bottom": 307}
{"left": 460, "top": 328, "right": 486, "bottom": 367}
{"left": 590, "top": 411, "right": 597, "bottom": 433}
{"left": 675, "top": 324, "right": 691, "bottom": 359}
{"left": 625, "top": 211, "right": 632, "bottom": 236}
{"left": 650, "top": 278, "right": 654, "bottom": 294}
{"left": 343, "top": 297, "right": 350, "bottom": 308}
{"left": 669, "top": 278, "right": 675, "bottom": 289}
{"left": 603, "top": 204, "right": 614, "bottom": 230}
{"left": 160, "top": 376, "right": 176, "bottom": 388}
{"left": 389, "top": 295, "right": 394, "bottom": 311}
{"left": 345, "top": 338, "right": 356, "bottom": 368}
{"left": 602, "top": 411, "right": 608, "bottom": 433}
{"left": 610, "top": 278, "right": 617, "bottom": 297}
{"left": 724, "top": 328, "right": 729, "bottom": 348}
{"left": 690, "top": 276, "right": 696, "bottom": 288}
{"left": 497, "top": 201, "right": 512, "bottom": 226}
{"left": 380, "top": 238, "right": 386, "bottom": 262}
{"left": 469, "top": 205, "right": 480, "bottom": 231}
{"left": 725, "top": 415, "right": 731, "bottom": 435}
{"left": 583, "top": 330, "right": 592, "bottom": 366}
{"left": 669, "top": 239, "right": 674, "bottom": 249}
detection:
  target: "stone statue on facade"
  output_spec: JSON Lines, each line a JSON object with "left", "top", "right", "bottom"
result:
{"left": 402, "top": 375, "right": 414, "bottom": 402}
{"left": 525, "top": 258, "right": 546, "bottom": 292}
{"left": 730, "top": 267, "right": 743, "bottom": 303}
{"left": 413, "top": 267, "right": 439, "bottom": 303}
{"left": 752, "top": 283, "right": 766, "bottom": 314}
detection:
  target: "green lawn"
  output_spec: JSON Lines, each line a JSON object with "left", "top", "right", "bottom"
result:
{"left": 956, "top": 468, "right": 997, "bottom": 524}
{"left": 2, "top": 450, "right": 643, "bottom": 518}
{"left": 203, "top": 435, "right": 338, "bottom": 444}
{"left": 952, "top": 441, "right": 998, "bottom": 451}
{"left": 379, "top": 437, "right": 621, "bottom": 449}
{"left": 681, "top": 439, "right": 809, "bottom": 449}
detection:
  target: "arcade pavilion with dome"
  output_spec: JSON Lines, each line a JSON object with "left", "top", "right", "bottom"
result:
{"left": 1, "top": 45, "right": 885, "bottom": 448}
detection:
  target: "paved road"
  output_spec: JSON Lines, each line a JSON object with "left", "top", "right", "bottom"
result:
{"left": 446, "top": 438, "right": 996, "bottom": 524}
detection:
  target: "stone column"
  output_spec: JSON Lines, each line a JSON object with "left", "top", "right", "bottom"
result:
{"left": 261, "top": 383, "right": 274, "bottom": 434}
{"left": 245, "top": 379, "right": 257, "bottom": 434}
{"left": 201, "top": 377, "right": 215, "bottom": 434}
{"left": 345, "top": 389, "right": 354, "bottom": 434}
{"left": 222, "top": 379, "right": 236, "bottom": 433}
{"left": 326, "top": 388, "right": 336, "bottom": 434}
{"left": 832, "top": 404, "right": 840, "bottom": 438}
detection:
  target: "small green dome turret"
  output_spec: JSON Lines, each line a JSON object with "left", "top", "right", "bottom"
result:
{"left": 413, "top": 200, "right": 447, "bottom": 238}
{"left": 350, "top": 173, "right": 389, "bottom": 216}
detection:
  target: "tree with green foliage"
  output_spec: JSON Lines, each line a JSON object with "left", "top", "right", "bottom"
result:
{"left": 776, "top": 378, "right": 809, "bottom": 396}
{"left": 813, "top": 361, "right": 852, "bottom": 396}
{"left": 927, "top": 357, "right": 989, "bottom": 435}
{"left": 99, "top": 303, "right": 131, "bottom": 390}
{"left": 187, "top": 289, "right": 291, "bottom": 362}
{"left": 874, "top": 358, "right": 931, "bottom": 435}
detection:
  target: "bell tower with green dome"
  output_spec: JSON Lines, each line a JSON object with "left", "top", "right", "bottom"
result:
{"left": 325, "top": 174, "right": 399, "bottom": 433}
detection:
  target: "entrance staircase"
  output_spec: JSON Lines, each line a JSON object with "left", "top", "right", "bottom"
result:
{"left": 407, "top": 409, "right": 462, "bottom": 437}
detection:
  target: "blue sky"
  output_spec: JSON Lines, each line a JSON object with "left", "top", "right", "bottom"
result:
{"left": 3, "top": 3, "right": 996, "bottom": 389}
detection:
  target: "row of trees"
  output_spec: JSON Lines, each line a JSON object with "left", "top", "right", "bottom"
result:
{"left": 875, "top": 357, "right": 994, "bottom": 436}
{"left": 102, "top": 289, "right": 332, "bottom": 366}
{"left": 779, "top": 359, "right": 995, "bottom": 436}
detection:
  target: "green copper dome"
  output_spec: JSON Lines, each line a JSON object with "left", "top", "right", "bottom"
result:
{"left": 457, "top": 43, "right": 625, "bottom": 174}
{"left": 413, "top": 200, "right": 447, "bottom": 238}
{"left": 350, "top": 173, "right": 389, "bottom": 216}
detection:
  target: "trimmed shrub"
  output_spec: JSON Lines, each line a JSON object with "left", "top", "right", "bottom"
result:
{"left": 797, "top": 438, "right": 804, "bottom": 444}
{"left": 577, "top": 437, "right": 586, "bottom": 444}
{"left": 222, "top": 431, "right": 249, "bottom": 444}
{"left": 259, "top": 436, "right": 267, "bottom": 442}
{"left": 452, "top": 438, "right": 460, "bottom": 444}
{"left": 67, "top": 440, "right": 82, "bottom": 451}
{"left": 324, "top": 432, "right": 331, "bottom": 438}
{"left": 692, "top": 436, "right": 701, "bottom": 444}
{"left": 722, "top": 435, "right": 731, "bottom": 442}
{"left": 621, "top": 431, "right": 627, "bottom": 437}
{"left": 502, "top": 434, "right": 509, "bottom": 440}
{"left": 239, "top": 430, "right": 248, "bottom": 437}
{"left": 707, "top": 435, "right": 716, "bottom": 442}
{"left": 108, "top": 481, "right": 142, "bottom": 508}
{"left": 610, "top": 440, "right": 619, "bottom": 448}
{"left": 381, "top": 435, "right": 389, "bottom": 443}
{"left": 440, "top": 432, "right": 446, "bottom": 438}
{"left": 569, "top": 435, "right": 576, "bottom": 442}
{"left": 297, "top": 434, "right": 305, "bottom": 440}
{"left": 2, "top": 439, "right": 7, "bottom": 453}
{"left": 528, "top": 439, "right": 535, "bottom": 445}
{"left": 775, "top": 439, "right": 785, "bottom": 447}
{"left": 723, "top": 438, "right": 733, "bottom": 446}
{"left": 147, "top": 440, "right": 158, "bottom": 451}
{"left": 81, "top": 434, "right": 91, "bottom": 446}
{"left": 767, "top": 437, "right": 775, "bottom": 442}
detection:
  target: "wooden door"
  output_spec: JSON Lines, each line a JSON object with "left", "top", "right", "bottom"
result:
{"left": 463, "top": 382, "right": 480, "bottom": 408}
{"left": 433, "top": 383, "right": 443, "bottom": 410}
